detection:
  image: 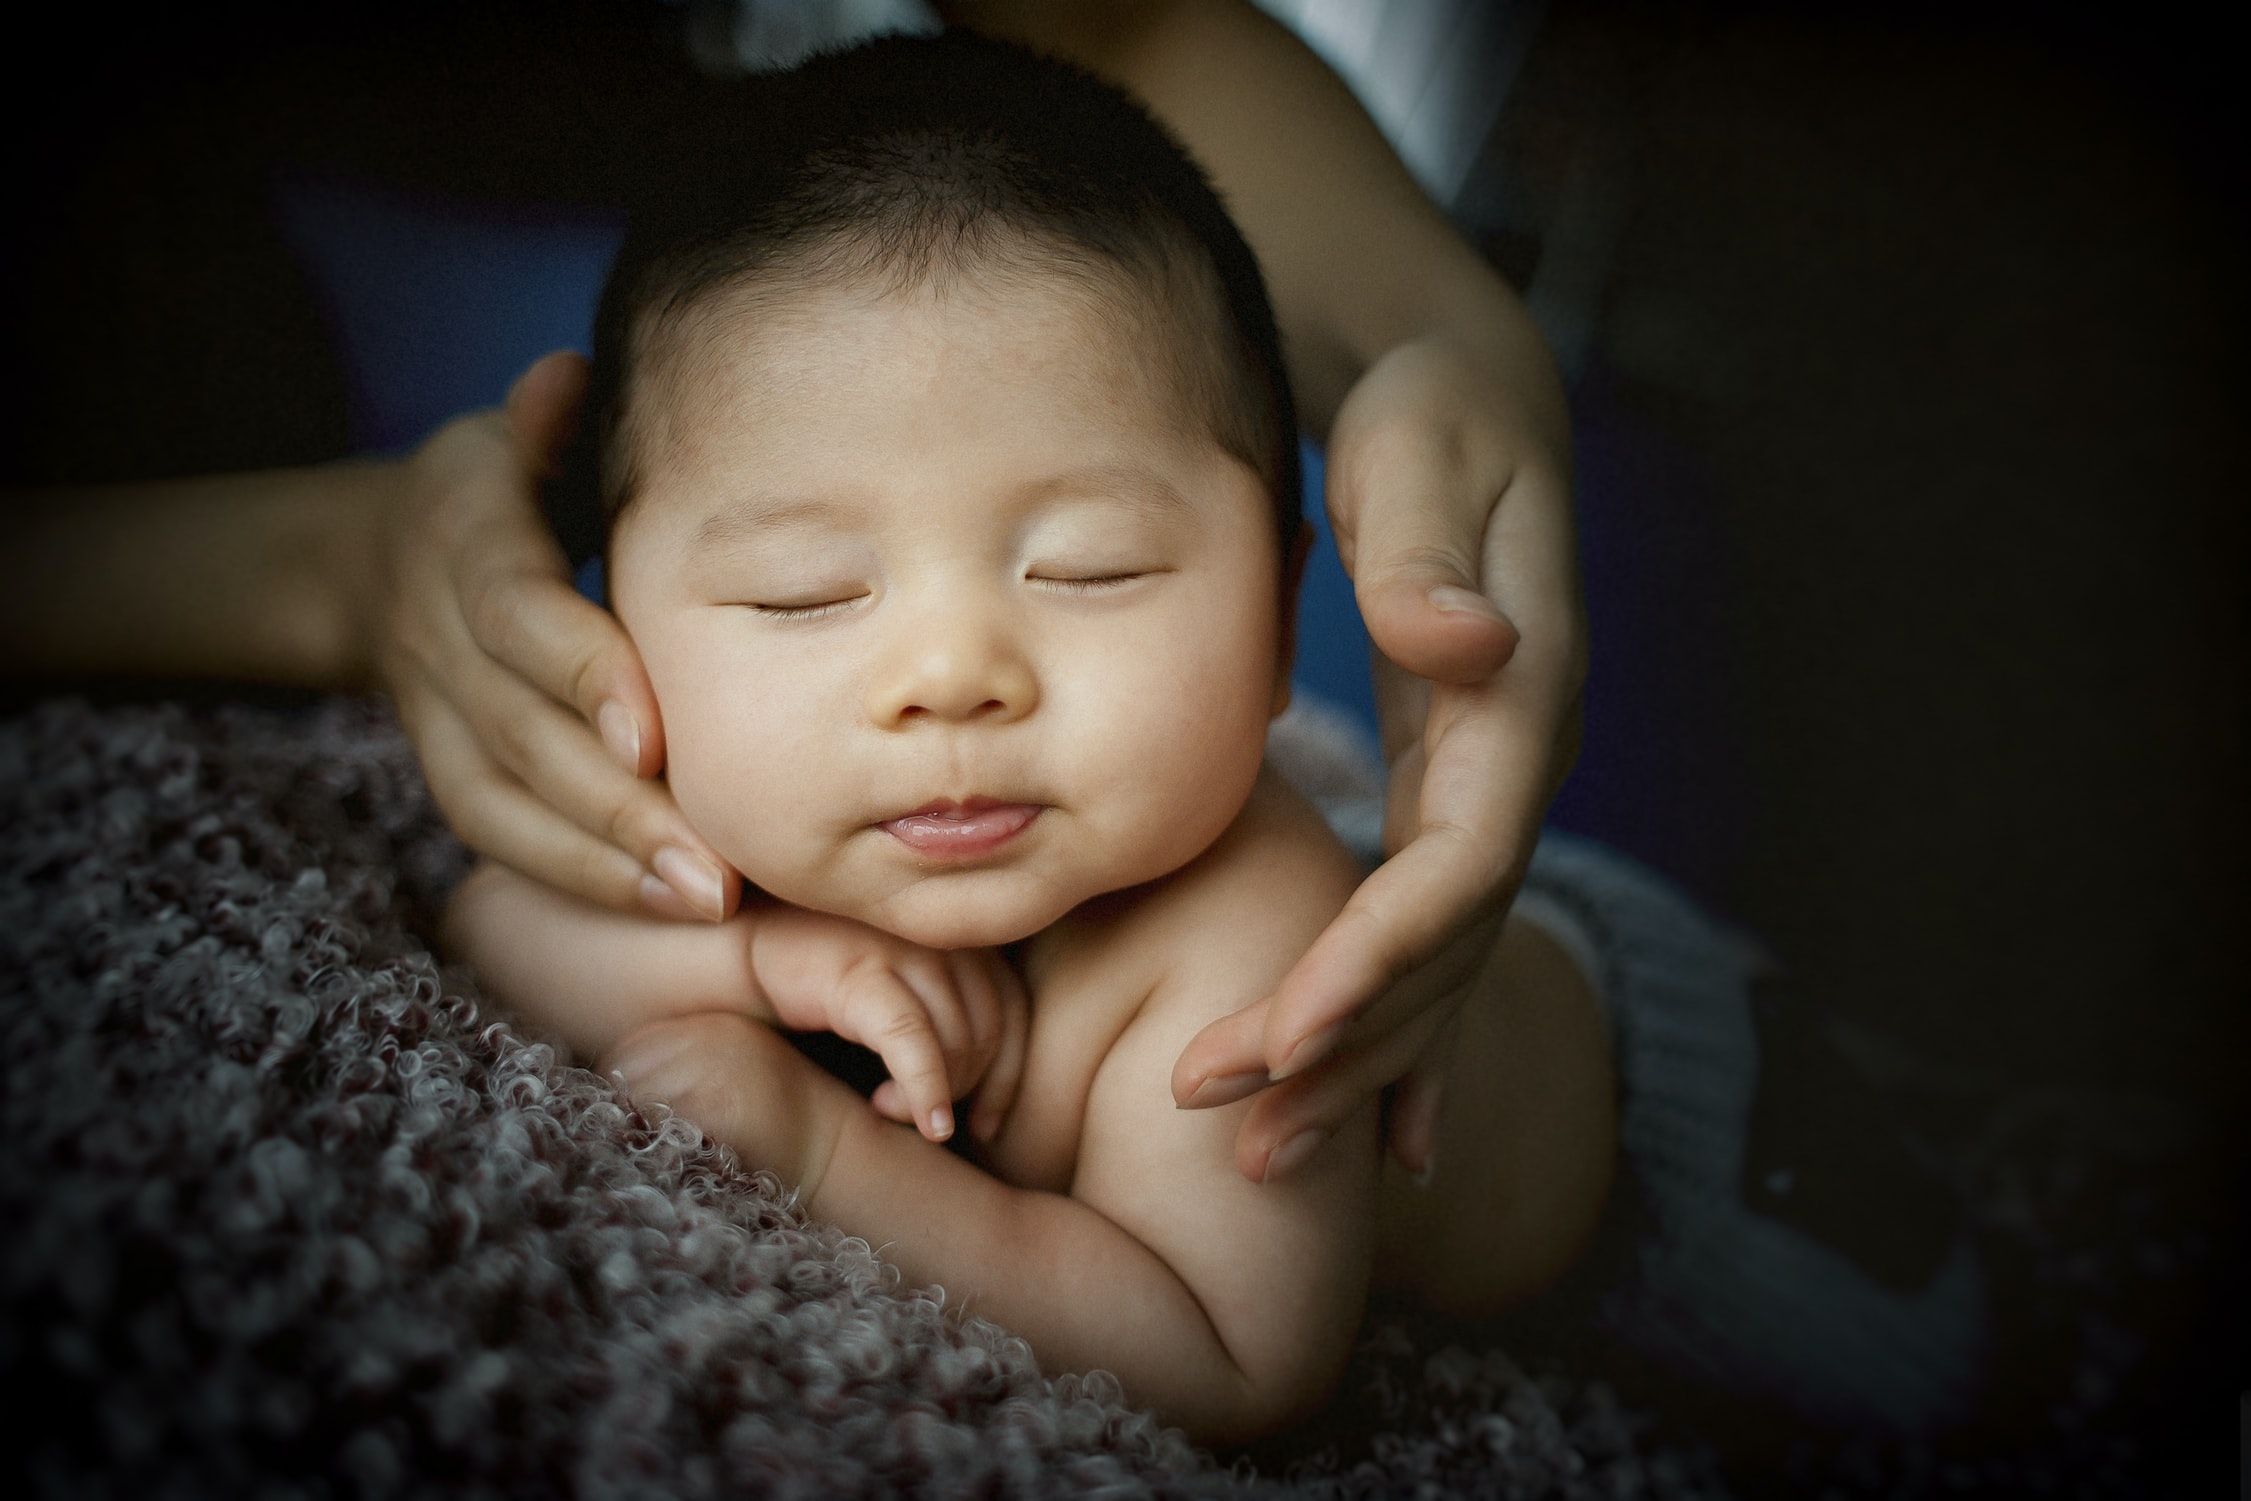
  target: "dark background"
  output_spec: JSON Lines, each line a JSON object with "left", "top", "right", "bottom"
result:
{"left": 3, "top": 0, "right": 2241, "bottom": 1491}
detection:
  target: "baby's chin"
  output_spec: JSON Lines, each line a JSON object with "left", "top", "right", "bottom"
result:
{"left": 763, "top": 874, "right": 1074, "bottom": 953}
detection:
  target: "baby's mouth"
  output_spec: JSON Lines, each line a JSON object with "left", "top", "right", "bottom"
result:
{"left": 879, "top": 799, "right": 1042, "bottom": 861}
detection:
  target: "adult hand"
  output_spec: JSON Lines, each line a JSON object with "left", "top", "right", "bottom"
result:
{"left": 1173, "top": 334, "right": 1585, "bottom": 1183}
{"left": 372, "top": 350, "right": 740, "bottom": 922}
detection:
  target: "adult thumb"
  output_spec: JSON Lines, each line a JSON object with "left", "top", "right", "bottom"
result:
{"left": 505, "top": 350, "right": 593, "bottom": 479}
{"left": 1354, "top": 552, "right": 1519, "bottom": 687}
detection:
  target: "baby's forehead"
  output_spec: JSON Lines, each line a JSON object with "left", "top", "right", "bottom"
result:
{"left": 644, "top": 247, "right": 1211, "bottom": 389}
{"left": 620, "top": 253, "right": 1228, "bottom": 470}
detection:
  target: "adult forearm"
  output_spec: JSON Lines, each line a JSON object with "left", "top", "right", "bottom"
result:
{"left": 946, "top": 0, "right": 1564, "bottom": 442}
{"left": 805, "top": 1099, "right": 1336, "bottom": 1443}
{"left": 1, "top": 462, "right": 392, "bottom": 688}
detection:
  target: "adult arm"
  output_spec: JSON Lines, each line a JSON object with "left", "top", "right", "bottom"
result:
{"left": 6, "top": 3, "right": 1583, "bottom": 1177}
{"left": 1, "top": 463, "right": 383, "bottom": 689}
{"left": 2, "top": 355, "right": 738, "bottom": 923}
{"left": 950, "top": 0, "right": 1585, "bottom": 1180}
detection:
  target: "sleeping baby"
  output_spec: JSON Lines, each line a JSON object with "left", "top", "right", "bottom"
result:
{"left": 443, "top": 32, "right": 1617, "bottom": 1444}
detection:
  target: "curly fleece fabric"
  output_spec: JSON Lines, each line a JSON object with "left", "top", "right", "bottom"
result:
{"left": 0, "top": 697, "right": 1717, "bottom": 1499}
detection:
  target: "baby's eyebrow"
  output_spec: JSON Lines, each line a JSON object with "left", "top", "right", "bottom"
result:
{"left": 692, "top": 497, "right": 851, "bottom": 550}
{"left": 687, "top": 465, "right": 1194, "bottom": 550}
{"left": 1018, "top": 465, "right": 1195, "bottom": 519}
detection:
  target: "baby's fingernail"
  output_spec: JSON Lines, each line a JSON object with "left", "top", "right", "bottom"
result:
{"left": 1410, "top": 1145, "right": 1440, "bottom": 1190}
{"left": 598, "top": 700, "right": 643, "bottom": 772}
{"left": 1263, "top": 1129, "right": 1328, "bottom": 1184}
{"left": 928, "top": 1106, "right": 954, "bottom": 1142}
{"left": 1429, "top": 584, "right": 1504, "bottom": 622}
{"left": 1180, "top": 1071, "right": 1268, "bottom": 1110}
{"left": 652, "top": 847, "right": 727, "bottom": 922}
{"left": 1272, "top": 1022, "right": 1345, "bottom": 1081}
{"left": 638, "top": 872, "right": 701, "bottom": 922}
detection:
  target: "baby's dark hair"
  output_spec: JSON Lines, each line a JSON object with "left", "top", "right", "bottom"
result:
{"left": 545, "top": 31, "right": 1299, "bottom": 567}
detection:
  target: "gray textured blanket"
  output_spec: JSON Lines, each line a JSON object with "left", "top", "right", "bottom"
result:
{"left": 0, "top": 697, "right": 1718, "bottom": 1499}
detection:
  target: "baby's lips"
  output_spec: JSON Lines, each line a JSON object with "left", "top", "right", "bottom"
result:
{"left": 879, "top": 800, "right": 1042, "bottom": 860}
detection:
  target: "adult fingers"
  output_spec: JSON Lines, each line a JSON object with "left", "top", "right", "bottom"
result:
{"left": 1262, "top": 641, "right": 1572, "bottom": 1078}
{"left": 1171, "top": 820, "right": 1494, "bottom": 1106}
{"left": 378, "top": 391, "right": 735, "bottom": 919}
{"left": 1231, "top": 1003, "right": 1450, "bottom": 1184}
{"left": 1255, "top": 802, "right": 1500, "bottom": 1080}
{"left": 1170, "top": 993, "right": 1274, "bottom": 1111}
{"left": 1382, "top": 1022, "right": 1457, "bottom": 1178}
{"left": 482, "top": 348, "right": 659, "bottom": 756}
{"left": 504, "top": 350, "right": 590, "bottom": 478}
{"left": 458, "top": 561, "right": 669, "bottom": 780}
{"left": 1334, "top": 431, "right": 1517, "bottom": 688}
{"left": 1242, "top": 1007, "right": 1460, "bottom": 1183}
{"left": 402, "top": 621, "right": 735, "bottom": 920}
{"left": 432, "top": 392, "right": 736, "bottom": 917}
{"left": 1325, "top": 343, "right": 1528, "bottom": 687}
{"left": 398, "top": 678, "right": 667, "bottom": 913}
{"left": 1347, "top": 446, "right": 1578, "bottom": 701}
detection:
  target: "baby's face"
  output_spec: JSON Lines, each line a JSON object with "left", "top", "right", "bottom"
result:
{"left": 610, "top": 270, "right": 1287, "bottom": 949}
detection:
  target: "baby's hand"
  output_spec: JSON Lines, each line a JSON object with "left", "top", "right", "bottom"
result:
{"left": 747, "top": 905, "right": 1028, "bottom": 1145}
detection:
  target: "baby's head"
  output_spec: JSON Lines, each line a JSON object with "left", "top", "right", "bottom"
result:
{"left": 560, "top": 34, "right": 1304, "bottom": 948}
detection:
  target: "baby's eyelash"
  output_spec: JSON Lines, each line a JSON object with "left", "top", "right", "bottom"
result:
{"left": 747, "top": 595, "right": 867, "bottom": 621}
{"left": 1029, "top": 572, "right": 1154, "bottom": 595}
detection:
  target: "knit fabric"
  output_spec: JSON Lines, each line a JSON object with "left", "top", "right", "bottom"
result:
{"left": 1517, "top": 832, "right": 1989, "bottom": 1437}
{"left": 0, "top": 695, "right": 1723, "bottom": 1498}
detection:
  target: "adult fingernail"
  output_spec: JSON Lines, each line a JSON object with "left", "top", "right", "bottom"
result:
{"left": 1272, "top": 1022, "right": 1345, "bottom": 1081}
{"left": 1179, "top": 1071, "right": 1269, "bottom": 1110}
{"left": 1429, "top": 584, "right": 1504, "bottom": 622}
{"left": 598, "top": 701, "right": 642, "bottom": 772}
{"left": 652, "top": 847, "right": 726, "bottom": 922}
{"left": 928, "top": 1106, "right": 954, "bottom": 1142}
{"left": 1263, "top": 1129, "right": 1328, "bottom": 1184}
{"left": 1410, "top": 1145, "right": 1440, "bottom": 1190}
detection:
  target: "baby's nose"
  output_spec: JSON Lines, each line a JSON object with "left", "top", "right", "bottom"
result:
{"left": 866, "top": 611, "right": 1038, "bottom": 727}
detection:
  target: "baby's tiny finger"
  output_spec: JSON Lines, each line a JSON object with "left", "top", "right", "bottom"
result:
{"left": 845, "top": 969, "right": 956, "bottom": 1142}
{"left": 948, "top": 949, "right": 1003, "bottom": 1084}
{"left": 970, "top": 959, "right": 1030, "bottom": 1140}
{"left": 897, "top": 952, "right": 976, "bottom": 1084}
{"left": 870, "top": 1079, "right": 916, "bottom": 1125}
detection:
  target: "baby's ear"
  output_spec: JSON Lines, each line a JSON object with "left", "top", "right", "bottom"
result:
{"left": 1272, "top": 519, "right": 1315, "bottom": 718}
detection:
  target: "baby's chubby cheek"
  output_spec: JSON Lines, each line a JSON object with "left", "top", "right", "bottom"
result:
{"left": 658, "top": 704, "right": 840, "bottom": 897}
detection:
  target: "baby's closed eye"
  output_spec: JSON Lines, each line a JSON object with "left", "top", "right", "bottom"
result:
{"left": 744, "top": 590, "right": 872, "bottom": 621}
{"left": 1023, "top": 565, "right": 1168, "bottom": 596}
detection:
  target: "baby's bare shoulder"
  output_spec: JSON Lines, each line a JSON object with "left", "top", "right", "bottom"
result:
{"left": 1100, "top": 765, "right": 1362, "bottom": 1033}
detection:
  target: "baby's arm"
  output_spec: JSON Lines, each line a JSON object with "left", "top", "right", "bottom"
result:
{"left": 632, "top": 785, "right": 1375, "bottom": 1441}
{"left": 443, "top": 862, "right": 1026, "bottom": 1142}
